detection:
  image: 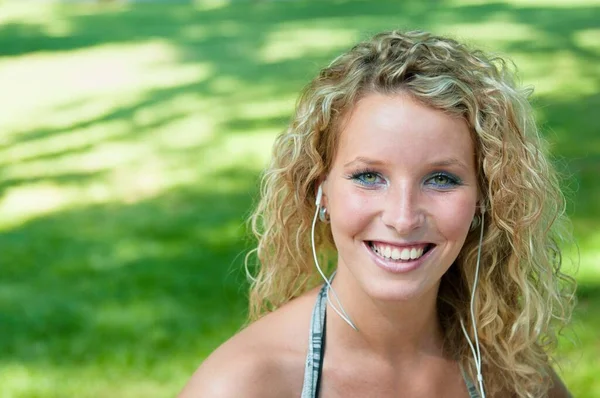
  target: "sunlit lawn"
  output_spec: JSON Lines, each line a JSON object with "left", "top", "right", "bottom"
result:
{"left": 0, "top": 0, "right": 598, "bottom": 396}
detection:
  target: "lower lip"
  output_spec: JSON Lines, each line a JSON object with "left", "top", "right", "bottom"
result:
{"left": 363, "top": 242, "right": 434, "bottom": 274}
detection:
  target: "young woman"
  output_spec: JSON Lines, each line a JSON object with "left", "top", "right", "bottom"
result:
{"left": 179, "top": 30, "right": 575, "bottom": 397}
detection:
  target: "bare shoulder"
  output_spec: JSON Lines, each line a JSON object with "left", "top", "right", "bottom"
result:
{"left": 178, "top": 288, "right": 319, "bottom": 398}
{"left": 177, "top": 343, "right": 289, "bottom": 398}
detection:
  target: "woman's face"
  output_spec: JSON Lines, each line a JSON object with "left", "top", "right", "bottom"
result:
{"left": 323, "top": 93, "right": 478, "bottom": 302}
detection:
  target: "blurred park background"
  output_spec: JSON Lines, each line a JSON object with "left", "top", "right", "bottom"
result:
{"left": 0, "top": 0, "right": 598, "bottom": 396}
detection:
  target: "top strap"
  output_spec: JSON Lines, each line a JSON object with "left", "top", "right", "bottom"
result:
{"left": 300, "top": 284, "right": 328, "bottom": 398}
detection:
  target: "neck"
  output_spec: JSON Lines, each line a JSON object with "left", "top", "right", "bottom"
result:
{"left": 328, "top": 266, "right": 446, "bottom": 363}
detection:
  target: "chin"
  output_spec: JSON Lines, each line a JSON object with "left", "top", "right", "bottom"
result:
{"left": 391, "top": 289, "right": 426, "bottom": 302}
{"left": 365, "top": 281, "right": 435, "bottom": 303}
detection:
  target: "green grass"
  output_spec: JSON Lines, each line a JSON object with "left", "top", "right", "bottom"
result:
{"left": 0, "top": 0, "right": 598, "bottom": 396}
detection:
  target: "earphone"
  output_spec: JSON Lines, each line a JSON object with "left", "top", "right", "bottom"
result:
{"left": 459, "top": 203, "right": 487, "bottom": 397}
{"left": 312, "top": 184, "right": 358, "bottom": 330}
{"left": 315, "top": 184, "right": 323, "bottom": 207}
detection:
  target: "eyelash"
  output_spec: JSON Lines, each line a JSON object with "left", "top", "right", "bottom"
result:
{"left": 347, "top": 168, "right": 386, "bottom": 187}
{"left": 426, "top": 172, "right": 462, "bottom": 188}
{"left": 346, "top": 169, "right": 462, "bottom": 189}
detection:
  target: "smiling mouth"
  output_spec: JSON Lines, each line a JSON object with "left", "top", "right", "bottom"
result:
{"left": 367, "top": 241, "right": 435, "bottom": 262}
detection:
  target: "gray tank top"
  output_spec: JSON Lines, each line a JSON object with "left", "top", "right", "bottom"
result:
{"left": 300, "top": 283, "right": 482, "bottom": 397}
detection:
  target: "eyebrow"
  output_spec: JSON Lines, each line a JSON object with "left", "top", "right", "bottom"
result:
{"left": 343, "top": 156, "right": 470, "bottom": 171}
{"left": 429, "top": 158, "right": 470, "bottom": 171}
{"left": 343, "top": 157, "right": 387, "bottom": 168}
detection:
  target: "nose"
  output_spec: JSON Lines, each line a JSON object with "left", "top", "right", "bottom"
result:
{"left": 380, "top": 183, "right": 425, "bottom": 234}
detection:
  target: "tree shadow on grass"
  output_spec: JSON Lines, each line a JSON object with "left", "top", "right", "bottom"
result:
{"left": 0, "top": 166, "right": 259, "bottom": 372}
{"left": 1, "top": 1, "right": 598, "bottom": 78}
{"left": 534, "top": 92, "right": 600, "bottom": 236}
{"left": 1, "top": 1, "right": 597, "bottom": 148}
{"left": 1, "top": 0, "right": 597, "bottom": 148}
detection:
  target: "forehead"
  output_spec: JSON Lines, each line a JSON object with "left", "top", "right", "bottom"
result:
{"left": 335, "top": 93, "right": 475, "bottom": 168}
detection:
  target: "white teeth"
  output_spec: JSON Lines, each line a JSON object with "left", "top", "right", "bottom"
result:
{"left": 410, "top": 248, "right": 418, "bottom": 259}
{"left": 370, "top": 242, "right": 427, "bottom": 261}
{"left": 400, "top": 248, "right": 410, "bottom": 260}
{"left": 384, "top": 246, "right": 391, "bottom": 258}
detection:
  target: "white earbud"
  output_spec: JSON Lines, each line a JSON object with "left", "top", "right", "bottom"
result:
{"left": 316, "top": 184, "right": 323, "bottom": 206}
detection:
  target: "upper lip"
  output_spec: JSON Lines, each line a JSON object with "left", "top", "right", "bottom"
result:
{"left": 367, "top": 240, "right": 433, "bottom": 248}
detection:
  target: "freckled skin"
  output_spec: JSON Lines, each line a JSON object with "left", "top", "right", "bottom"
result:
{"left": 323, "top": 93, "right": 479, "bottom": 303}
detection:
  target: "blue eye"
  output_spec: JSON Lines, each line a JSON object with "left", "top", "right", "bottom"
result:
{"left": 426, "top": 172, "right": 461, "bottom": 189}
{"left": 350, "top": 170, "right": 385, "bottom": 187}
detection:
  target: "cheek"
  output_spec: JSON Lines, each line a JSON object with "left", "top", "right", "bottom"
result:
{"left": 433, "top": 195, "right": 477, "bottom": 241}
{"left": 329, "top": 189, "right": 375, "bottom": 240}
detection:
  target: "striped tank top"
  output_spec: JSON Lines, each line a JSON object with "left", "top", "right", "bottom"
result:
{"left": 300, "top": 283, "right": 481, "bottom": 397}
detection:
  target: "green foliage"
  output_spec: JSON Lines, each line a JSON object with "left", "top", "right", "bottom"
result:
{"left": 0, "top": 0, "right": 598, "bottom": 396}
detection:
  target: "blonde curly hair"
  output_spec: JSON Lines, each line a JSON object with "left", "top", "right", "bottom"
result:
{"left": 246, "top": 30, "right": 575, "bottom": 397}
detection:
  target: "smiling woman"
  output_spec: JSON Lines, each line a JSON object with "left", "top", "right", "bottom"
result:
{"left": 325, "top": 93, "right": 478, "bottom": 303}
{"left": 179, "top": 30, "right": 576, "bottom": 398}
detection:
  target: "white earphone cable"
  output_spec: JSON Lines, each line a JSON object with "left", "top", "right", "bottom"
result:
{"left": 311, "top": 202, "right": 358, "bottom": 331}
{"left": 460, "top": 213, "right": 486, "bottom": 398}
